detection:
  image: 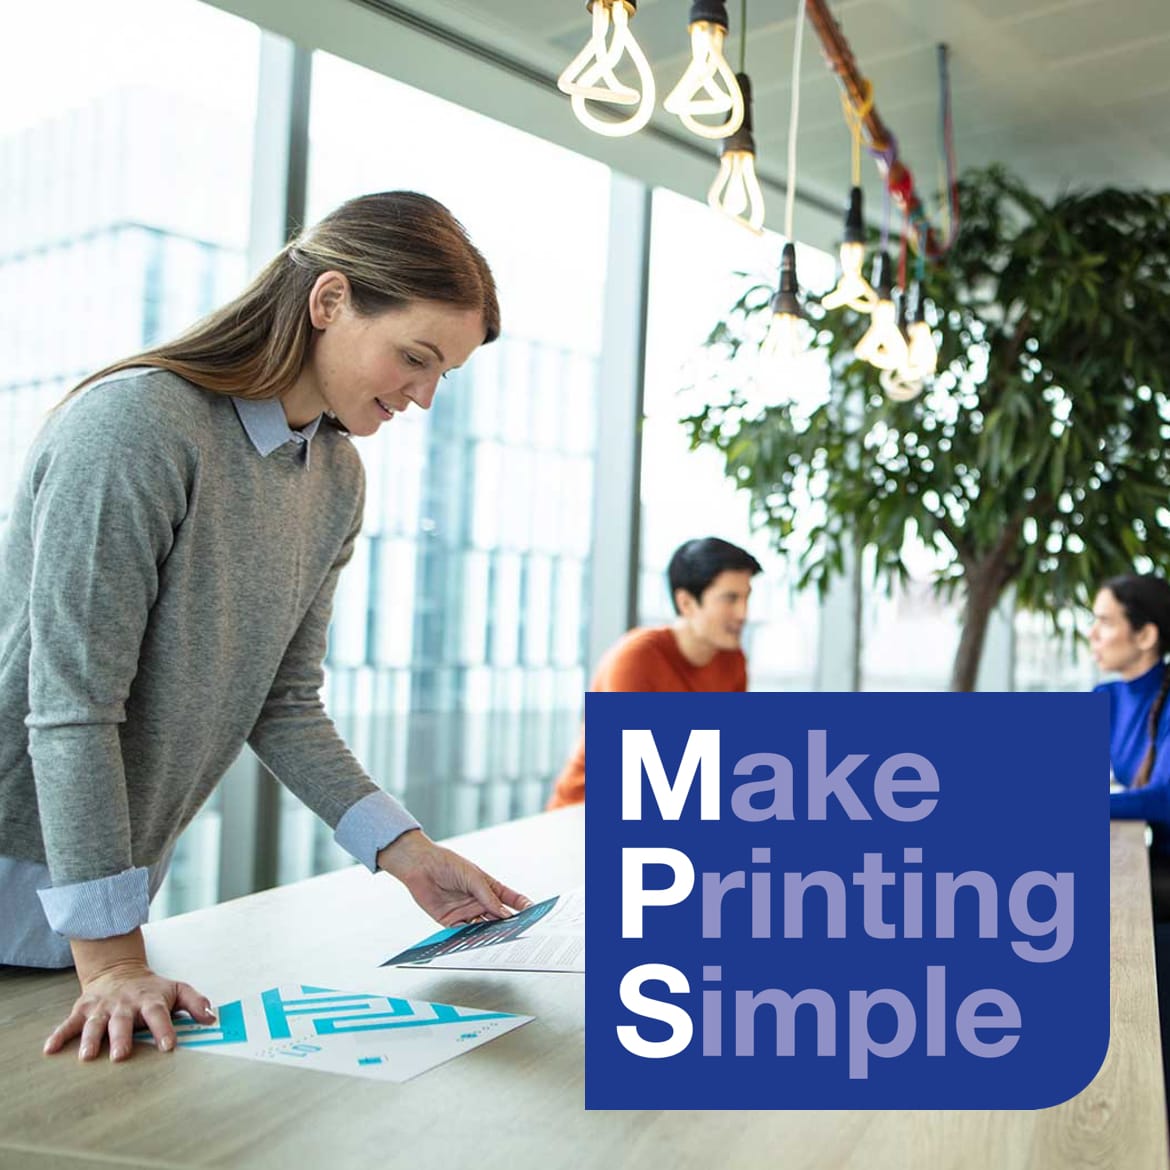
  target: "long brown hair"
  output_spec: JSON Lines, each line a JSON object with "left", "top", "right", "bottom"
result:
{"left": 1104, "top": 574, "right": 1170, "bottom": 788}
{"left": 61, "top": 191, "right": 499, "bottom": 409}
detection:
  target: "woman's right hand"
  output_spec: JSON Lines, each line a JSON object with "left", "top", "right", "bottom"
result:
{"left": 44, "top": 930, "right": 217, "bottom": 1062}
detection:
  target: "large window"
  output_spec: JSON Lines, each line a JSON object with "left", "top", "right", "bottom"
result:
{"left": 859, "top": 543, "right": 963, "bottom": 691}
{"left": 0, "top": 0, "right": 261, "bottom": 915}
{"left": 277, "top": 53, "right": 612, "bottom": 882}
{"left": 0, "top": 0, "right": 258, "bottom": 526}
{"left": 1015, "top": 608, "right": 1096, "bottom": 693}
{"left": 639, "top": 189, "right": 830, "bottom": 692}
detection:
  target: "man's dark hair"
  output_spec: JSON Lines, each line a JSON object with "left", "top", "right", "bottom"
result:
{"left": 667, "top": 537, "right": 763, "bottom": 614}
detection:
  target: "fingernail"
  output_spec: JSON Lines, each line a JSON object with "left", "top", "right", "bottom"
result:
{"left": 110, "top": 1045, "right": 126, "bottom": 1061}
{"left": 79, "top": 1044, "right": 93, "bottom": 1060}
{"left": 159, "top": 1037, "right": 174, "bottom": 1053}
{"left": 204, "top": 1004, "right": 217, "bottom": 1020}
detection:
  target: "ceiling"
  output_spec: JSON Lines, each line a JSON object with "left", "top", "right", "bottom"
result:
{"left": 403, "top": 0, "right": 1170, "bottom": 208}
{"left": 211, "top": 0, "right": 1170, "bottom": 245}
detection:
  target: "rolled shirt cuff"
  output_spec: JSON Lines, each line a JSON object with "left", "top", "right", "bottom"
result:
{"left": 37, "top": 866, "right": 152, "bottom": 939}
{"left": 334, "top": 789, "right": 421, "bottom": 872}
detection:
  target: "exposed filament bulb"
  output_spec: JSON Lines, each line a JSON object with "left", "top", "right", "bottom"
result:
{"left": 558, "top": 0, "right": 656, "bottom": 138}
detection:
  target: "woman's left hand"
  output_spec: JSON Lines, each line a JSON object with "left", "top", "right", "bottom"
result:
{"left": 376, "top": 830, "right": 532, "bottom": 926}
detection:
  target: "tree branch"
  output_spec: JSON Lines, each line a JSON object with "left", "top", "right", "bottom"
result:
{"left": 937, "top": 513, "right": 974, "bottom": 572}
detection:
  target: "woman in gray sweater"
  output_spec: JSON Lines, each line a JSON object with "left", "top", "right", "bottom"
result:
{"left": 0, "top": 191, "right": 530, "bottom": 1062}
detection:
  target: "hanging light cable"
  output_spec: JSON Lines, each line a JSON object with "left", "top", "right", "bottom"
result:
{"left": 879, "top": 221, "right": 935, "bottom": 399}
{"left": 821, "top": 82, "right": 878, "bottom": 313}
{"left": 936, "top": 43, "right": 961, "bottom": 253}
{"left": 663, "top": 0, "right": 745, "bottom": 140}
{"left": 854, "top": 167, "right": 907, "bottom": 371}
{"left": 876, "top": 45, "right": 951, "bottom": 391}
{"left": 904, "top": 227, "right": 939, "bottom": 377}
{"left": 707, "top": 3, "right": 764, "bottom": 233}
{"left": 557, "top": 0, "right": 656, "bottom": 138}
{"left": 763, "top": 0, "right": 810, "bottom": 363}
{"left": 877, "top": 50, "right": 952, "bottom": 396}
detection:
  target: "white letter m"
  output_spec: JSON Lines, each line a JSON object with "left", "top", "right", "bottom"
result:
{"left": 622, "top": 728, "right": 720, "bottom": 820}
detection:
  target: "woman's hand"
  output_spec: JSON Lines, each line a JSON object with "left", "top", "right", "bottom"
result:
{"left": 44, "top": 930, "right": 216, "bottom": 1062}
{"left": 377, "top": 829, "right": 533, "bottom": 926}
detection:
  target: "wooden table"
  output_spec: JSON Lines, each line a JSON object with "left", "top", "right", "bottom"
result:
{"left": 1, "top": 811, "right": 1166, "bottom": 1170}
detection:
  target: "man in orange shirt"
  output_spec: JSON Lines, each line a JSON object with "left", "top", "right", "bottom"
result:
{"left": 547, "top": 537, "right": 762, "bottom": 808}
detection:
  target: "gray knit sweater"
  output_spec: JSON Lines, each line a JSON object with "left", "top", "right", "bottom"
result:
{"left": 0, "top": 369, "right": 412, "bottom": 900}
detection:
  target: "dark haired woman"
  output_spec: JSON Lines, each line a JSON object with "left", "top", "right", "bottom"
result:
{"left": 0, "top": 192, "right": 530, "bottom": 1063}
{"left": 1092, "top": 574, "right": 1170, "bottom": 846}
{"left": 1093, "top": 571, "right": 1170, "bottom": 919}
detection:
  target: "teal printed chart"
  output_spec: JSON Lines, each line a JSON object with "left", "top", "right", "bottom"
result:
{"left": 134, "top": 984, "right": 532, "bottom": 1081}
{"left": 384, "top": 889, "right": 585, "bottom": 972}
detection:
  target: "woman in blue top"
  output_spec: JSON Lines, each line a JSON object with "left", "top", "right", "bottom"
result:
{"left": 1091, "top": 574, "right": 1170, "bottom": 865}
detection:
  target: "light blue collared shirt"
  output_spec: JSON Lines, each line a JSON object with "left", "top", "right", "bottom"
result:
{"left": 0, "top": 395, "right": 418, "bottom": 968}
{"left": 231, "top": 395, "right": 323, "bottom": 467}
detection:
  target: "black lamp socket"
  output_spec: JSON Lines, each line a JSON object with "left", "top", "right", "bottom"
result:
{"left": 688, "top": 0, "right": 729, "bottom": 29}
{"left": 843, "top": 186, "right": 865, "bottom": 245}
{"left": 720, "top": 72, "right": 755, "bottom": 155}
{"left": 770, "top": 243, "right": 804, "bottom": 318}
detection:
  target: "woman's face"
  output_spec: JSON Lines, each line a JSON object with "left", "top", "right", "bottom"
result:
{"left": 290, "top": 279, "right": 487, "bottom": 436}
{"left": 1089, "top": 588, "right": 1159, "bottom": 679}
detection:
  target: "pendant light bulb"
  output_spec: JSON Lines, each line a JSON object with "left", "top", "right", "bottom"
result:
{"left": 663, "top": 0, "right": 745, "bottom": 140}
{"left": 880, "top": 283, "right": 933, "bottom": 400}
{"left": 854, "top": 251, "right": 908, "bottom": 371}
{"left": 840, "top": 241, "right": 866, "bottom": 278}
{"left": 880, "top": 367, "right": 925, "bottom": 402}
{"left": 907, "top": 321, "right": 938, "bottom": 376}
{"left": 707, "top": 72, "right": 764, "bottom": 233}
{"left": 904, "top": 281, "right": 939, "bottom": 377}
{"left": 822, "top": 187, "right": 877, "bottom": 313}
{"left": 764, "top": 311, "right": 805, "bottom": 360}
{"left": 761, "top": 242, "right": 808, "bottom": 361}
{"left": 558, "top": 0, "right": 656, "bottom": 138}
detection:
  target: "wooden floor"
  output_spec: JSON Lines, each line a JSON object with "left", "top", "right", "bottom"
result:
{"left": 0, "top": 811, "right": 1166, "bottom": 1170}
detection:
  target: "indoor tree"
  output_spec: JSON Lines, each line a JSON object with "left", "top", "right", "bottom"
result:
{"left": 684, "top": 165, "right": 1170, "bottom": 689}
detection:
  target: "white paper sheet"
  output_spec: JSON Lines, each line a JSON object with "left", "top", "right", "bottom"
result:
{"left": 135, "top": 983, "right": 531, "bottom": 1081}
{"left": 383, "top": 889, "right": 585, "bottom": 973}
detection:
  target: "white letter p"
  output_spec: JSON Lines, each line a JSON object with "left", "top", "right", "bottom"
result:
{"left": 622, "top": 847, "right": 695, "bottom": 938}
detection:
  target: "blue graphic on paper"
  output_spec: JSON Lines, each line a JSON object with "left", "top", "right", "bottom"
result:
{"left": 165, "top": 998, "right": 248, "bottom": 1047}
{"left": 133, "top": 984, "right": 532, "bottom": 1081}
{"left": 265, "top": 986, "right": 513, "bottom": 1037}
{"left": 136, "top": 982, "right": 517, "bottom": 1048}
{"left": 156, "top": 985, "right": 515, "bottom": 1048}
